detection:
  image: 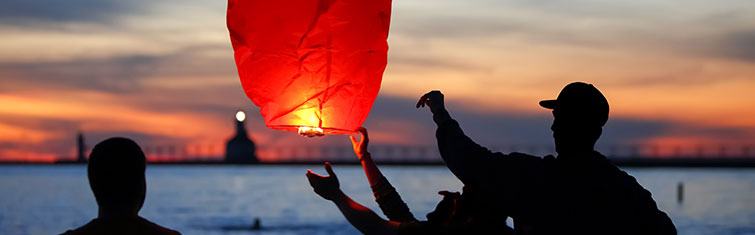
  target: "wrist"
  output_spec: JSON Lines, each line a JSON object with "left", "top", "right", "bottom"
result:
{"left": 433, "top": 108, "right": 452, "bottom": 125}
{"left": 358, "top": 151, "right": 372, "bottom": 160}
{"left": 331, "top": 190, "right": 347, "bottom": 202}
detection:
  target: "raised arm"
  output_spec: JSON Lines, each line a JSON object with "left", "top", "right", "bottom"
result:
{"left": 330, "top": 191, "right": 401, "bottom": 235}
{"left": 306, "top": 163, "right": 399, "bottom": 235}
{"left": 417, "top": 91, "right": 505, "bottom": 188}
{"left": 350, "top": 127, "right": 383, "bottom": 187}
{"left": 350, "top": 128, "right": 417, "bottom": 222}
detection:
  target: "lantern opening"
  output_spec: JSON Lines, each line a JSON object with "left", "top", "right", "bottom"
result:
{"left": 298, "top": 126, "right": 324, "bottom": 138}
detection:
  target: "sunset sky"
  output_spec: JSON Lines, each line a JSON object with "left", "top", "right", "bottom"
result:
{"left": 1, "top": 0, "right": 754, "bottom": 162}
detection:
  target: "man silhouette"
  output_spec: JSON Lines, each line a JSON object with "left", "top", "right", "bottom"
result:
{"left": 417, "top": 82, "right": 676, "bottom": 234}
{"left": 62, "top": 137, "right": 180, "bottom": 235}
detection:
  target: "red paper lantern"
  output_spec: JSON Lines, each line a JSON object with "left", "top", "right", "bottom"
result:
{"left": 227, "top": 0, "right": 392, "bottom": 136}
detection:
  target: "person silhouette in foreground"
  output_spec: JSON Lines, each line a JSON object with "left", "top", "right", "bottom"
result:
{"left": 307, "top": 128, "right": 513, "bottom": 234}
{"left": 416, "top": 82, "right": 676, "bottom": 234}
{"left": 62, "top": 137, "right": 180, "bottom": 235}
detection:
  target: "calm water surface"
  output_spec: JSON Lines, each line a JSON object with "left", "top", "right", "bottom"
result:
{"left": 0, "top": 165, "right": 753, "bottom": 235}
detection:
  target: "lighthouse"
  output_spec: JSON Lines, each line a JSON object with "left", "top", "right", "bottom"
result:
{"left": 225, "top": 110, "right": 259, "bottom": 164}
{"left": 77, "top": 132, "right": 87, "bottom": 163}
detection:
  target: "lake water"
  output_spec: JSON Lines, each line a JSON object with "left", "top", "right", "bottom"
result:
{"left": 0, "top": 165, "right": 753, "bottom": 235}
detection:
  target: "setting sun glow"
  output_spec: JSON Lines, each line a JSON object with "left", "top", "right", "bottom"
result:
{"left": 0, "top": 0, "right": 753, "bottom": 162}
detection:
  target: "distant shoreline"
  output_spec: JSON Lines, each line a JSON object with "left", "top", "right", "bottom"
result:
{"left": 2, "top": 157, "right": 754, "bottom": 168}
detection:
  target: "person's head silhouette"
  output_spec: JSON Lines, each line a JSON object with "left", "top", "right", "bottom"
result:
{"left": 63, "top": 137, "right": 180, "bottom": 234}
{"left": 88, "top": 137, "right": 147, "bottom": 219}
{"left": 539, "top": 82, "right": 609, "bottom": 155}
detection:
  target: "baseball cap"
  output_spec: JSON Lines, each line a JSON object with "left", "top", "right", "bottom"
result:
{"left": 539, "top": 82, "right": 609, "bottom": 127}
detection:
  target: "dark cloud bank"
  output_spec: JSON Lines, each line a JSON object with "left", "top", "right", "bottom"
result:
{"left": 0, "top": 0, "right": 142, "bottom": 25}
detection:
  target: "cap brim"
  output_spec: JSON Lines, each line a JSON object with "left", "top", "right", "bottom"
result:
{"left": 539, "top": 100, "right": 557, "bottom": 109}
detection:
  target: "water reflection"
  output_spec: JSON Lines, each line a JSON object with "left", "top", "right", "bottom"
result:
{"left": 0, "top": 165, "right": 752, "bottom": 234}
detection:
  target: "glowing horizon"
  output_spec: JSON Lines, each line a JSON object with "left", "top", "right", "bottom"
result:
{"left": 1, "top": 0, "right": 754, "bottom": 161}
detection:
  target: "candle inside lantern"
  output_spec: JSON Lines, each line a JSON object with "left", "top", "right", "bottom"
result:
{"left": 298, "top": 126, "right": 324, "bottom": 138}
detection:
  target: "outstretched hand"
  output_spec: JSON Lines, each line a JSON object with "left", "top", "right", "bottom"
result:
{"left": 416, "top": 90, "right": 446, "bottom": 114}
{"left": 306, "top": 162, "right": 341, "bottom": 201}
{"left": 349, "top": 127, "right": 369, "bottom": 159}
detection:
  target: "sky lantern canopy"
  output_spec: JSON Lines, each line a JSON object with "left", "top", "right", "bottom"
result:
{"left": 227, "top": 0, "right": 392, "bottom": 136}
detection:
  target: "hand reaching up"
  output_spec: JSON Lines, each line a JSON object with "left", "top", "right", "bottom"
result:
{"left": 349, "top": 127, "right": 385, "bottom": 187}
{"left": 306, "top": 162, "right": 341, "bottom": 201}
{"left": 417, "top": 90, "right": 452, "bottom": 124}
{"left": 416, "top": 90, "right": 446, "bottom": 114}
{"left": 350, "top": 127, "right": 369, "bottom": 159}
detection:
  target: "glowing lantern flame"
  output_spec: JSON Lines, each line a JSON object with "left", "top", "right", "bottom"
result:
{"left": 298, "top": 127, "right": 325, "bottom": 138}
{"left": 236, "top": 110, "right": 246, "bottom": 122}
{"left": 227, "top": 0, "right": 391, "bottom": 137}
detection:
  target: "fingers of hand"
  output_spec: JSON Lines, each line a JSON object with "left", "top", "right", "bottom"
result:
{"left": 361, "top": 129, "right": 369, "bottom": 144}
{"left": 307, "top": 169, "right": 325, "bottom": 178}
{"left": 358, "top": 134, "right": 365, "bottom": 147}
{"left": 417, "top": 91, "right": 443, "bottom": 108}
{"left": 306, "top": 170, "right": 317, "bottom": 184}
{"left": 416, "top": 94, "right": 429, "bottom": 108}
{"left": 325, "top": 162, "right": 336, "bottom": 177}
